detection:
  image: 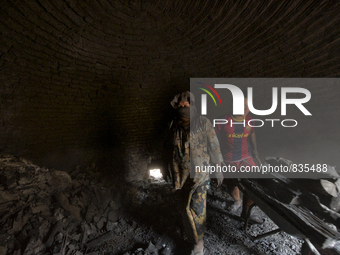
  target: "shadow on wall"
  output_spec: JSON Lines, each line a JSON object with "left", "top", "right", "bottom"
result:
{"left": 70, "top": 80, "right": 192, "bottom": 182}
{"left": 146, "top": 82, "right": 190, "bottom": 155}
{"left": 89, "top": 107, "right": 127, "bottom": 179}
{"left": 25, "top": 107, "right": 127, "bottom": 177}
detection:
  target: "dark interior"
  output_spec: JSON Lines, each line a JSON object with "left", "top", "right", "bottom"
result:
{"left": 2, "top": 0, "right": 340, "bottom": 179}
{"left": 1, "top": 1, "right": 340, "bottom": 254}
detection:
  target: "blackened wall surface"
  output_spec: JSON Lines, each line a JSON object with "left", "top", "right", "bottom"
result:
{"left": 1, "top": 0, "right": 340, "bottom": 179}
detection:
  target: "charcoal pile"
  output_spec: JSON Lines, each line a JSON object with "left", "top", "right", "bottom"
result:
{"left": 0, "top": 154, "right": 122, "bottom": 255}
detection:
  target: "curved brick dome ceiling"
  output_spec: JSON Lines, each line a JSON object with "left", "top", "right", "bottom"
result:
{"left": 1, "top": 0, "right": 340, "bottom": 180}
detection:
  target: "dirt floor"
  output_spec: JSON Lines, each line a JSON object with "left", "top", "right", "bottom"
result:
{"left": 115, "top": 178, "right": 304, "bottom": 255}
{"left": 0, "top": 154, "right": 305, "bottom": 255}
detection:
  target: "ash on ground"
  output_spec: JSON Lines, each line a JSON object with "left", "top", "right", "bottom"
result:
{"left": 0, "top": 154, "right": 303, "bottom": 255}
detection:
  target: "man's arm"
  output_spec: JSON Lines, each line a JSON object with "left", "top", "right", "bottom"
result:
{"left": 249, "top": 130, "right": 261, "bottom": 165}
{"left": 215, "top": 163, "right": 223, "bottom": 187}
{"left": 205, "top": 119, "right": 224, "bottom": 186}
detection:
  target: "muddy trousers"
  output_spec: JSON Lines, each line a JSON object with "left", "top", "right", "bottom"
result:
{"left": 180, "top": 182, "right": 209, "bottom": 244}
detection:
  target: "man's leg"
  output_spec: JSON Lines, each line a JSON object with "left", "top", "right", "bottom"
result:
{"left": 241, "top": 194, "right": 263, "bottom": 224}
{"left": 241, "top": 195, "right": 253, "bottom": 217}
{"left": 225, "top": 179, "right": 242, "bottom": 212}
{"left": 181, "top": 182, "right": 209, "bottom": 254}
{"left": 238, "top": 158, "right": 263, "bottom": 224}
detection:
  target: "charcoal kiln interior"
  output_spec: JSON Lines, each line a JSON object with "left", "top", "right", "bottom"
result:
{"left": 1, "top": 1, "right": 340, "bottom": 254}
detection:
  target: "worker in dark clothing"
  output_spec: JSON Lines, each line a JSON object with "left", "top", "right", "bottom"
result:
{"left": 163, "top": 91, "right": 223, "bottom": 254}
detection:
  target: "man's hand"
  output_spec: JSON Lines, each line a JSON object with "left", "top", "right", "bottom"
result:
{"left": 252, "top": 149, "right": 259, "bottom": 158}
{"left": 252, "top": 150, "right": 262, "bottom": 165}
{"left": 215, "top": 170, "right": 224, "bottom": 187}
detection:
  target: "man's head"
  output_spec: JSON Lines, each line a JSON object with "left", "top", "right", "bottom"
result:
{"left": 178, "top": 101, "right": 190, "bottom": 108}
{"left": 170, "top": 91, "right": 197, "bottom": 120}
{"left": 170, "top": 91, "right": 194, "bottom": 109}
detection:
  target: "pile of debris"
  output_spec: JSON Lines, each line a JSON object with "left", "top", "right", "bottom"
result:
{"left": 3, "top": 153, "right": 323, "bottom": 255}
{"left": 121, "top": 240, "right": 171, "bottom": 255}
{"left": 238, "top": 157, "right": 340, "bottom": 254}
{"left": 0, "top": 154, "right": 122, "bottom": 255}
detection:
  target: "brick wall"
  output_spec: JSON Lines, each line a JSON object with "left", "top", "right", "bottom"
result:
{"left": 1, "top": 0, "right": 340, "bottom": 180}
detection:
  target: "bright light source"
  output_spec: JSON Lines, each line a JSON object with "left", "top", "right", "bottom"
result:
{"left": 149, "top": 169, "right": 162, "bottom": 179}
